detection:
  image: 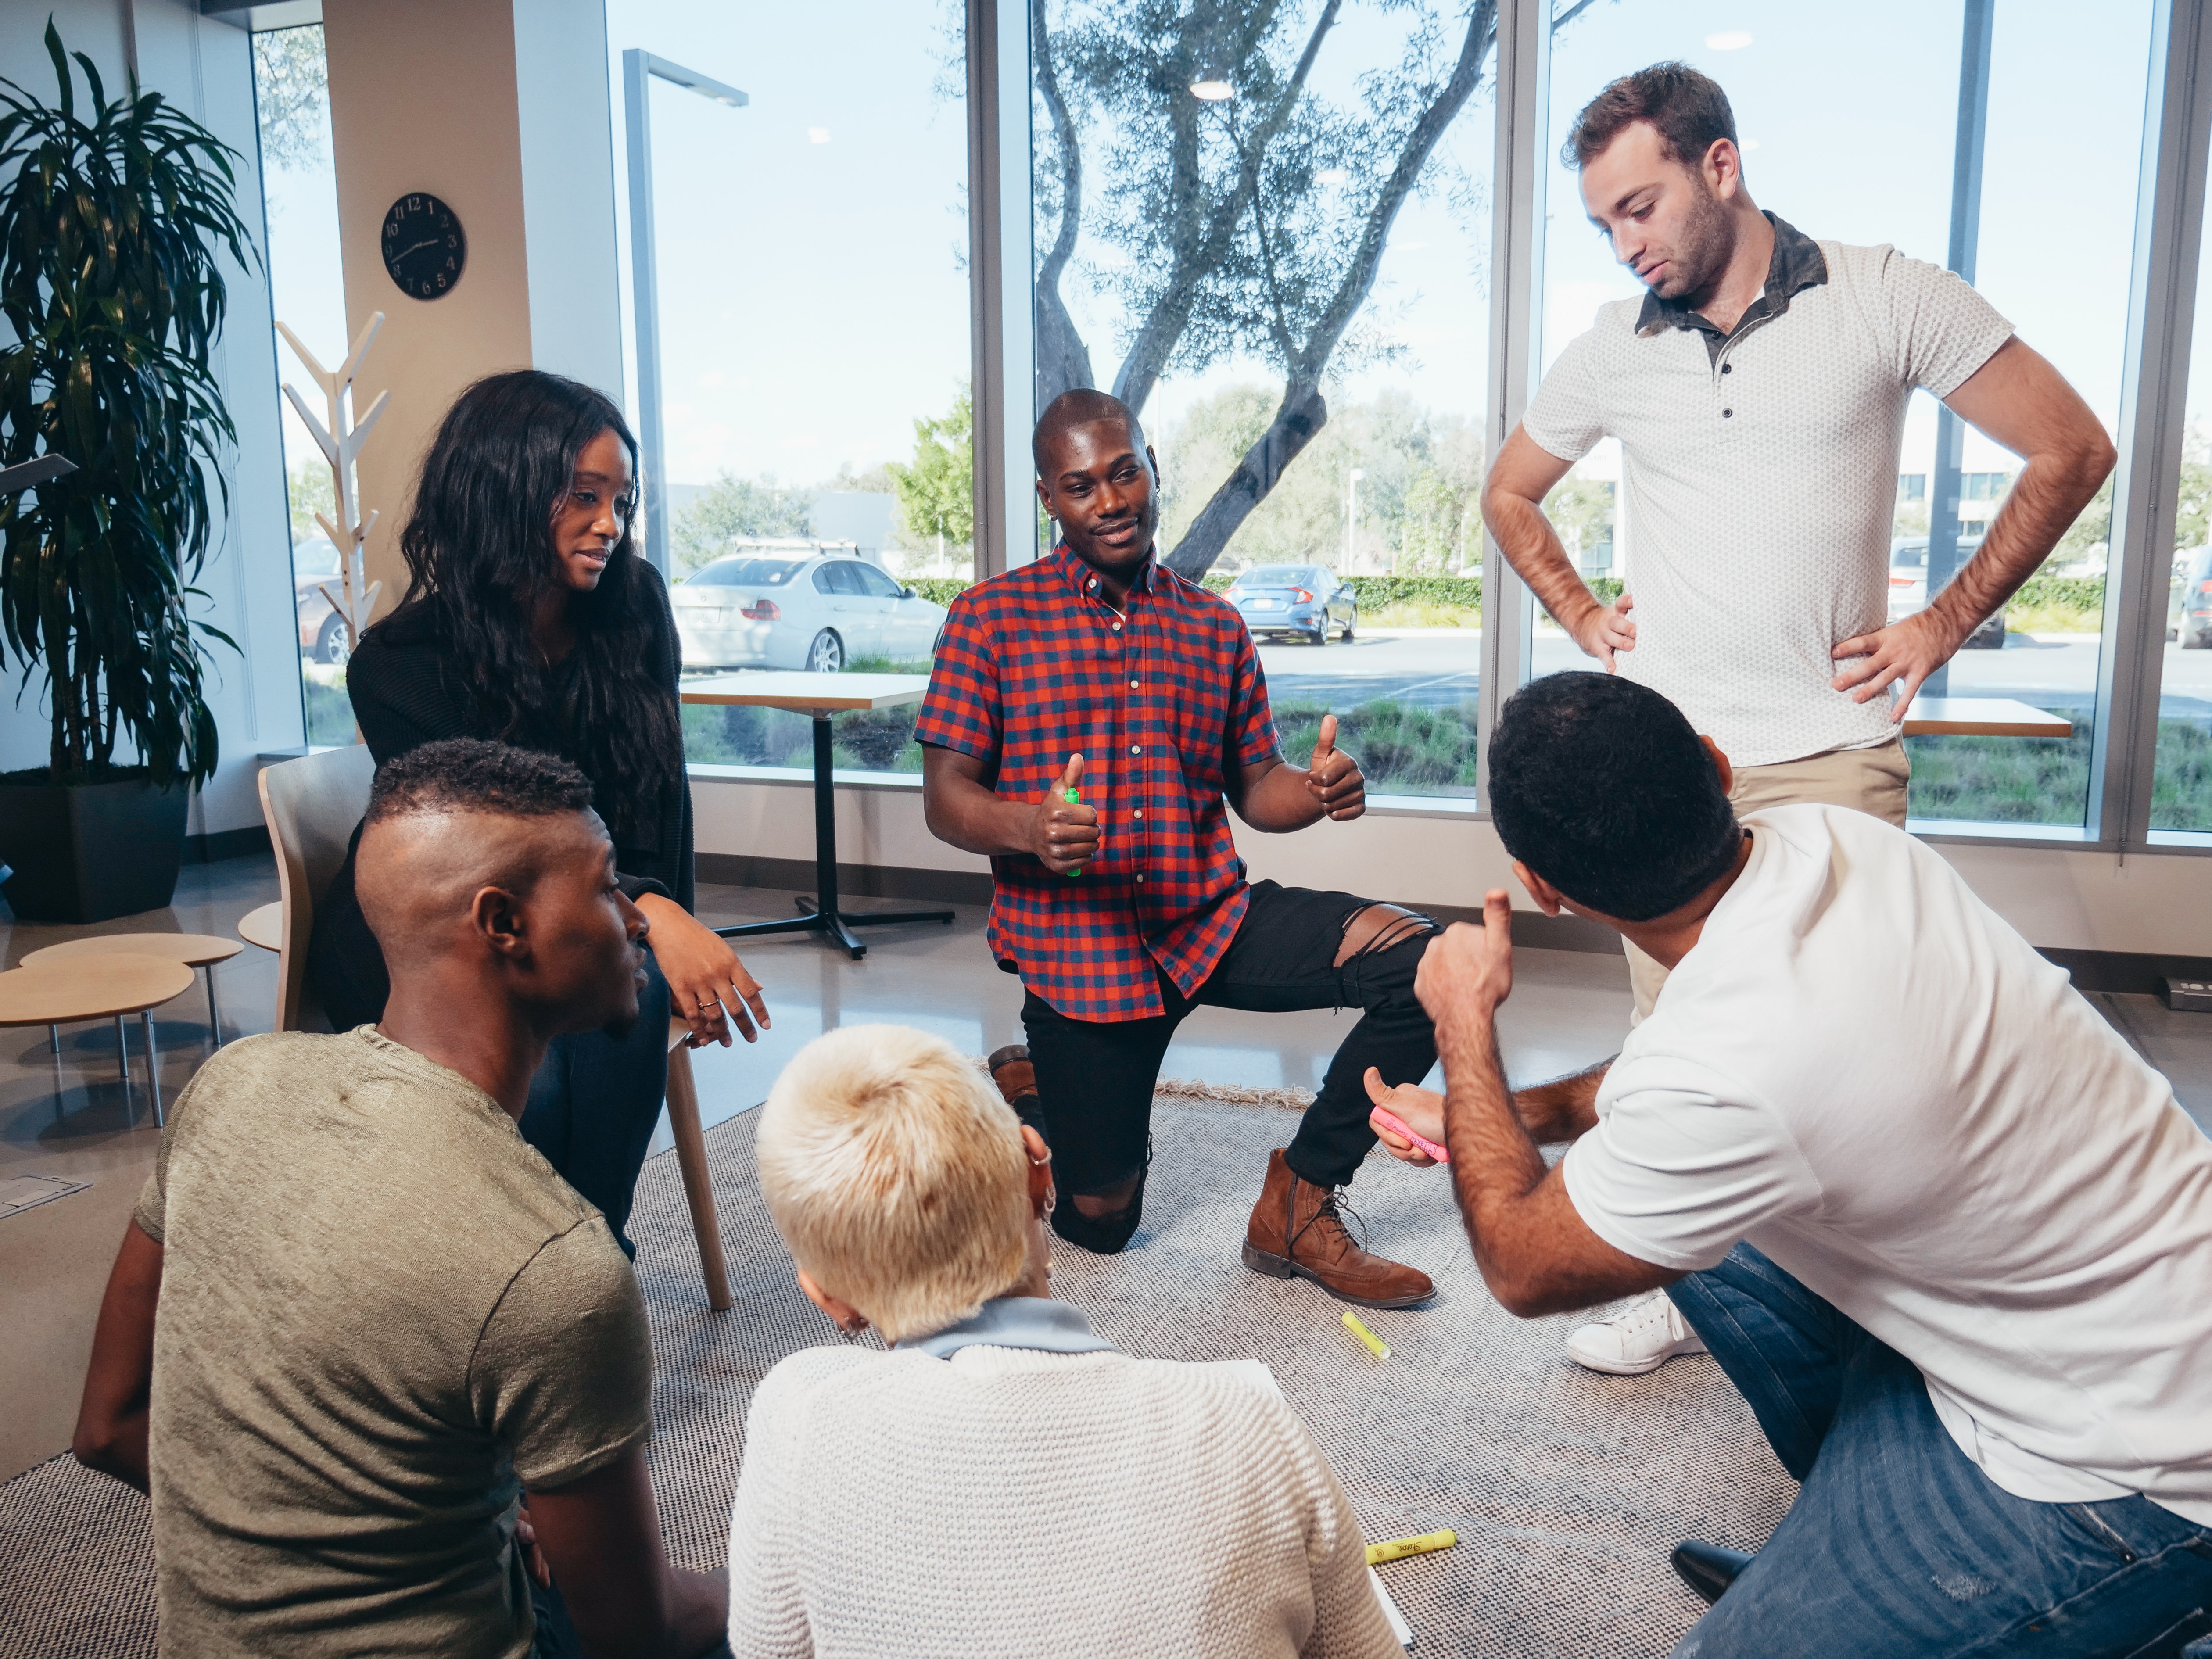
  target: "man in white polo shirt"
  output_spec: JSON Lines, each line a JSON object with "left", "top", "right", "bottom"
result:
{"left": 1481, "top": 61, "right": 2116, "bottom": 1376}
{"left": 1366, "top": 673, "right": 2212, "bottom": 1657}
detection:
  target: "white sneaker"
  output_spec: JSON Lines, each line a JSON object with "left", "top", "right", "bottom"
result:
{"left": 1565, "top": 1292, "right": 1707, "bottom": 1376}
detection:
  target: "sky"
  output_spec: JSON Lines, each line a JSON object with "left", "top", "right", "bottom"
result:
{"left": 258, "top": 0, "right": 2162, "bottom": 505}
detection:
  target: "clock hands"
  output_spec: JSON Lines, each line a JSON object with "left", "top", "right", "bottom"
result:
{"left": 391, "top": 238, "right": 441, "bottom": 263}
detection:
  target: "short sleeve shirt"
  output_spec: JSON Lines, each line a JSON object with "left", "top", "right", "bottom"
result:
{"left": 137, "top": 1028, "right": 652, "bottom": 1658}
{"left": 1561, "top": 806, "right": 2212, "bottom": 1525}
{"left": 916, "top": 546, "right": 1280, "bottom": 1021}
{"left": 1523, "top": 217, "right": 2015, "bottom": 766}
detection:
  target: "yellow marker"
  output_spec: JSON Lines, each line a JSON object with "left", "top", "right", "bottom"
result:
{"left": 1341, "top": 1310, "right": 1390, "bottom": 1361}
{"left": 1366, "top": 1529, "right": 1458, "bottom": 1567}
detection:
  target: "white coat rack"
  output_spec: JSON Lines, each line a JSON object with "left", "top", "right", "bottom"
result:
{"left": 277, "top": 312, "right": 389, "bottom": 663}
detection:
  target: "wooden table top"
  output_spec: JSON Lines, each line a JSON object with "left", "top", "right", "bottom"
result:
{"left": 0, "top": 955, "right": 197, "bottom": 1025}
{"left": 679, "top": 671, "right": 931, "bottom": 712}
{"left": 237, "top": 902, "right": 284, "bottom": 953}
{"left": 1900, "top": 697, "right": 2073, "bottom": 738}
{"left": 22, "top": 932, "right": 244, "bottom": 971}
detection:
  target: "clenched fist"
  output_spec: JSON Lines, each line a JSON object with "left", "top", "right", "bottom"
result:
{"left": 1029, "top": 753, "right": 1100, "bottom": 875}
{"left": 1305, "top": 714, "right": 1366, "bottom": 821}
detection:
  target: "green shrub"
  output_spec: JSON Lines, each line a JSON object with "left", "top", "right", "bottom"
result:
{"left": 907, "top": 577, "right": 972, "bottom": 607}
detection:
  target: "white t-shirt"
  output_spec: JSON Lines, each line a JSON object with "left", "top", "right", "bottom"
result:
{"left": 1562, "top": 805, "right": 2212, "bottom": 1523}
{"left": 1523, "top": 239, "right": 2015, "bottom": 767}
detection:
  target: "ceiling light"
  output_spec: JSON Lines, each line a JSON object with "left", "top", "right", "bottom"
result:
{"left": 1704, "top": 30, "right": 1752, "bottom": 49}
{"left": 1190, "top": 79, "right": 1234, "bottom": 101}
{"left": 1316, "top": 167, "right": 1349, "bottom": 185}
{"left": 808, "top": 126, "right": 831, "bottom": 143}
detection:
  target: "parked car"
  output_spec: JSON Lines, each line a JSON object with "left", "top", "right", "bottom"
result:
{"left": 1226, "top": 563, "right": 1356, "bottom": 644}
{"left": 1889, "top": 534, "right": 2004, "bottom": 649}
{"left": 2173, "top": 545, "right": 2212, "bottom": 648}
{"left": 672, "top": 551, "right": 948, "bottom": 672}
{"left": 293, "top": 537, "right": 349, "bottom": 665}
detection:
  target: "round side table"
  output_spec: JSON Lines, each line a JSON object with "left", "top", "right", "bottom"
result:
{"left": 237, "top": 902, "right": 283, "bottom": 954}
{"left": 22, "top": 932, "right": 246, "bottom": 1050}
{"left": 0, "top": 954, "right": 197, "bottom": 1123}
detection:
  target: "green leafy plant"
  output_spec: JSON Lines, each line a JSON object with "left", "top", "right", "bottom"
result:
{"left": 0, "top": 21, "right": 253, "bottom": 785}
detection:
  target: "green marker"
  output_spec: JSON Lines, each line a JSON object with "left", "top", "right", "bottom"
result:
{"left": 1065, "top": 786, "right": 1082, "bottom": 876}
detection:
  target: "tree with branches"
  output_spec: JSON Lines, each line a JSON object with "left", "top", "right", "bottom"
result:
{"left": 1034, "top": 0, "right": 1603, "bottom": 578}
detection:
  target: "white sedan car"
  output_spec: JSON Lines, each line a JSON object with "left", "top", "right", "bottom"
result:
{"left": 671, "top": 552, "right": 948, "bottom": 673}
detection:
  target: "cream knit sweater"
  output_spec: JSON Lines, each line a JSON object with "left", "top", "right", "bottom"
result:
{"left": 724, "top": 1343, "right": 1402, "bottom": 1658}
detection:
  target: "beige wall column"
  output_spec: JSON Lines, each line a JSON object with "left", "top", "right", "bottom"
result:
{"left": 322, "top": 0, "right": 622, "bottom": 621}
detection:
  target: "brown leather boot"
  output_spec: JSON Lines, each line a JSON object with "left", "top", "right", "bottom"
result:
{"left": 986, "top": 1044, "right": 1036, "bottom": 1109}
{"left": 1242, "top": 1148, "right": 1433, "bottom": 1308}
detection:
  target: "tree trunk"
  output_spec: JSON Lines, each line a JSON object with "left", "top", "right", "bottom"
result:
{"left": 1163, "top": 383, "right": 1328, "bottom": 579}
{"left": 1032, "top": 0, "right": 1096, "bottom": 408}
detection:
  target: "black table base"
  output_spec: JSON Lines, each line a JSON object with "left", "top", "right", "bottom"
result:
{"left": 712, "top": 710, "right": 954, "bottom": 960}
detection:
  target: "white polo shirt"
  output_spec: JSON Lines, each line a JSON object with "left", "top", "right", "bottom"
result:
{"left": 1562, "top": 805, "right": 2212, "bottom": 1524}
{"left": 1523, "top": 218, "right": 2015, "bottom": 767}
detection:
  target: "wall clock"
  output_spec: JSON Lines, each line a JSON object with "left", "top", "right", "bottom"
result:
{"left": 380, "top": 193, "right": 466, "bottom": 301}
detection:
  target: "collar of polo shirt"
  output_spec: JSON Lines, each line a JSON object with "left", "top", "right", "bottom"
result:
{"left": 1636, "top": 211, "right": 1829, "bottom": 365}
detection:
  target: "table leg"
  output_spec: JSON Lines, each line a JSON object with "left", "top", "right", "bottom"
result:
{"left": 49, "top": 1023, "right": 60, "bottom": 1059}
{"left": 115, "top": 1014, "right": 134, "bottom": 1122}
{"left": 205, "top": 964, "right": 223, "bottom": 1050}
{"left": 710, "top": 707, "right": 954, "bottom": 956}
{"left": 143, "top": 1010, "right": 163, "bottom": 1127}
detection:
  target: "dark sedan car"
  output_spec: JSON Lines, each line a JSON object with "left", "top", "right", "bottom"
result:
{"left": 1226, "top": 564, "right": 1357, "bottom": 645}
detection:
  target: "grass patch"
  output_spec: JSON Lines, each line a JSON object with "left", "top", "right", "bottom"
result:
{"left": 2152, "top": 717, "right": 2212, "bottom": 831}
{"left": 1360, "top": 602, "right": 1481, "bottom": 629}
{"left": 303, "top": 672, "right": 355, "bottom": 747}
{"left": 1999, "top": 600, "right": 2101, "bottom": 634}
{"left": 1274, "top": 699, "right": 1481, "bottom": 797}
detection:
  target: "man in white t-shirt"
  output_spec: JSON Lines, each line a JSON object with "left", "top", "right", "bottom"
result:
{"left": 1365, "top": 673, "right": 2212, "bottom": 1656}
{"left": 1481, "top": 60, "right": 2116, "bottom": 1376}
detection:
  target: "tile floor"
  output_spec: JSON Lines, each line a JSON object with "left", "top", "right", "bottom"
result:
{"left": 3, "top": 853, "right": 2207, "bottom": 1483}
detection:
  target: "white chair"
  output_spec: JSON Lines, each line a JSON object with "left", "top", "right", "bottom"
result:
{"left": 257, "top": 749, "right": 733, "bottom": 1309}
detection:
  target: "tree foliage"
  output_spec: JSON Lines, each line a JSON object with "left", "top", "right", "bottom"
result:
{"left": 1035, "top": 0, "right": 1606, "bottom": 577}
{"left": 671, "top": 474, "right": 814, "bottom": 574}
{"left": 887, "top": 383, "right": 975, "bottom": 557}
{"left": 251, "top": 25, "right": 328, "bottom": 173}
{"left": 0, "top": 23, "right": 253, "bottom": 784}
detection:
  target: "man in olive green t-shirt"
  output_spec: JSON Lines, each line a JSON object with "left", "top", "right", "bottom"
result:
{"left": 73, "top": 740, "right": 728, "bottom": 1659}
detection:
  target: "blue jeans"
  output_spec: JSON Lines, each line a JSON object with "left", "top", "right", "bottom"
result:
{"left": 529, "top": 1572, "right": 732, "bottom": 1659}
{"left": 518, "top": 951, "right": 672, "bottom": 1258}
{"left": 1666, "top": 1243, "right": 2212, "bottom": 1658}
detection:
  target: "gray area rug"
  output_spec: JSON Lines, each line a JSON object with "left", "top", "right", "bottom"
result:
{"left": 1, "top": 1096, "right": 1796, "bottom": 1656}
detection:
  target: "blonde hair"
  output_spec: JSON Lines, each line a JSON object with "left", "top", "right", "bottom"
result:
{"left": 756, "top": 1025, "right": 1031, "bottom": 1344}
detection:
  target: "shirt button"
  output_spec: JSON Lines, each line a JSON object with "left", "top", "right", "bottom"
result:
{"left": 1136, "top": 874, "right": 1144, "bottom": 883}
{"left": 1722, "top": 408, "right": 1733, "bottom": 417}
{"left": 1721, "top": 363, "right": 1732, "bottom": 374}
{"left": 1130, "top": 744, "right": 1141, "bottom": 756}
{"left": 1113, "top": 621, "right": 1123, "bottom": 632}
{"left": 1129, "top": 678, "right": 1139, "bottom": 689}
{"left": 1133, "top": 809, "right": 1143, "bottom": 819}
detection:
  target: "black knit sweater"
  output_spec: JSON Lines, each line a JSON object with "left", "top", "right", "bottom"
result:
{"left": 307, "top": 565, "right": 694, "bottom": 1028}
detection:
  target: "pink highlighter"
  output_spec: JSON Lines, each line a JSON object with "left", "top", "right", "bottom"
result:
{"left": 1370, "top": 1107, "right": 1449, "bottom": 1163}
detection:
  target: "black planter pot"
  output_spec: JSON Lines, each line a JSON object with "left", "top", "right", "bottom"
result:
{"left": 0, "top": 770, "right": 190, "bottom": 924}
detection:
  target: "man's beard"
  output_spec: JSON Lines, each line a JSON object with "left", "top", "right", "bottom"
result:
{"left": 1652, "top": 179, "right": 1736, "bottom": 302}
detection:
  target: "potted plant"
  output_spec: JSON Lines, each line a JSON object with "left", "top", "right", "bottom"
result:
{"left": 0, "top": 22, "right": 255, "bottom": 922}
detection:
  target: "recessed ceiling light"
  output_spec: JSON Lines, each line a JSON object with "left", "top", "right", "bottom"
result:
{"left": 1316, "top": 167, "right": 1349, "bottom": 185}
{"left": 1704, "top": 30, "right": 1752, "bottom": 49}
{"left": 1190, "top": 79, "right": 1234, "bottom": 101}
{"left": 808, "top": 126, "right": 831, "bottom": 143}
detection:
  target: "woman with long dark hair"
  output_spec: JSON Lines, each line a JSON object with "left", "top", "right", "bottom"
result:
{"left": 308, "top": 370, "right": 768, "bottom": 1251}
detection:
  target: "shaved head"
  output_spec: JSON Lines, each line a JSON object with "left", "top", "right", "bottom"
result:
{"left": 355, "top": 739, "right": 647, "bottom": 1039}
{"left": 1033, "top": 388, "right": 1147, "bottom": 474}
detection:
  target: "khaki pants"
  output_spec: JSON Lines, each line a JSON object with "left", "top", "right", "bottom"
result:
{"left": 1625, "top": 738, "right": 1910, "bottom": 1022}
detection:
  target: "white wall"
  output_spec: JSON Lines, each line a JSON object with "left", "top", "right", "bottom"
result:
{"left": 689, "top": 773, "right": 2212, "bottom": 956}
{"left": 0, "top": 0, "right": 306, "bottom": 828}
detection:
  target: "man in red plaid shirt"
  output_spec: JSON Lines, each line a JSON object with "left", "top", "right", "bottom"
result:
{"left": 917, "top": 390, "right": 1440, "bottom": 1308}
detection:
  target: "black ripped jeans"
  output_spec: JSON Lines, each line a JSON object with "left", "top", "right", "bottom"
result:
{"left": 1019, "top": 880, "right": 1438, "bottom": 1253}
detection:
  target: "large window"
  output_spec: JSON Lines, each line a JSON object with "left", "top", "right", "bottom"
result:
{"left": 1534, "top": 0, "right": 2153, "bottom": 829}
{"left": 2149, "top": 209, "right": 2212, "bottom": 836}
{"left": 1029, "top": 2, "right": 1499, "bottom": 800}
{"left": 250, "top": 26, "right": 355, "bottom": 748}
{"left": 605, "top": 1, "right": 973, "bottom": 775}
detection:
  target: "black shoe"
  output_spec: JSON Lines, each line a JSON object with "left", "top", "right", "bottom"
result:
{"left": 1670, "top": 1540, "right": 1754, "bottom": 1605}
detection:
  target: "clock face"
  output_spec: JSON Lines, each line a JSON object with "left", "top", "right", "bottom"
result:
{"left": 380, "top": 193, "right": 466, "bottom": 301}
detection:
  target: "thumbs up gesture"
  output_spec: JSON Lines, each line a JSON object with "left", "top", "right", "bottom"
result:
{"left": 1030, "top": 753, "right": 1100, "bottom": 875}
{"left": 1305, "top": 713, "right": 1366, "bottom": 822}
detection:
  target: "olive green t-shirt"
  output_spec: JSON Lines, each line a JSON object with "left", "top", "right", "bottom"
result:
{"left": 135, "top": 1028, "right": 652, "bottom": 1659}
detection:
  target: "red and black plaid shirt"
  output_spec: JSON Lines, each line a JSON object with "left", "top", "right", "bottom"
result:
{"left": 916, "top": 545, "right": 1280, "bottom": 1021}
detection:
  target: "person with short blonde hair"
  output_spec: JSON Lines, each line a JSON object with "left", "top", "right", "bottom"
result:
{"left": 755, "top": 1023, "right": 1032, "bottom": 1345}
{"left": 728, "top": 1025, "right": 1401, "bottom": 1659}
